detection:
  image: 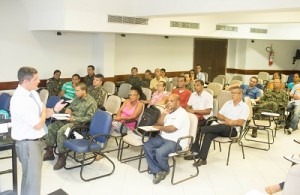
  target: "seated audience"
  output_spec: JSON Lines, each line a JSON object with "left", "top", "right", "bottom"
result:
{"left": 227, "top": 76, "right": 262, "bottom": 103}
{"left": 58, "top": 74, "right": 81, "bottom": 100}
{"left": 286, "top": 82, "right": 300, "bottom": 134}
{"left": 196, "top": 64, "right": 205, "bottom": 83}
{"left": 172, "top": 76, "right": 192, "bottom": 108}
{"left": 87, "top": 74, "right": 107, "bottom": 109}
{"left": 126, "top": 67, "right": 142, "bottom": 87}
{"left": 184, "top": 72, "right": 195, "bottom": 92}
{"left": 43, "top": 82, "right": 97, "bottom": 170}
{"left": 83, "top": 65, "right": 95, "bottom": 87}
{"left": 251, "top": 78, "right": 289, "bottom": 137}
{"left": 266, "top": 72, "right": 285, "bottom": 90}
{"left": 142, "top": 81, "right": 169, "bottom": 107}
{"left": 161, "top": 68, "right": 169, "bottom": 82}
{"left": 46, "top": 69, "right": 64, "bottom": 97}
{"left": 142, "top": 69, "right": 153, "bottom": 88}
{"left": 111, "top": 87, "right": 144, "bottom": 134}
{"left": 184, "top": 79, "right": 213, "bottom": 160}
{"left": 144, "top": 94, "right": 190, "bottom": 184}
{"left": 150, "top": 68, "right": 166, "bottom": 91}
{"left": 287, "top": 73, "right": 300, "bottom": 92}
{"left": 193, "top": 87, "right": 249, "bottom": 167}
{"left": 189, "top": 69, "right": 196, "bottom": 84}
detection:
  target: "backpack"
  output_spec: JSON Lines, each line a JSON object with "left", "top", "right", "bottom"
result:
{"left": 138, "top": 105, "right": 161, "bottom": 127}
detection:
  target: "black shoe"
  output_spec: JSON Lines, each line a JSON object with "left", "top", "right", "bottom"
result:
{"left": 153, "top": 171, "right": 169, "bottom": 184}
{"left": 193, "top": 159, "right": 207, "bottom": 167}
{"left": 184, "top": 153, "right": 200, "bottom": 160}
{"left": 251, "top": 129, "right": 257, "bottom": 138}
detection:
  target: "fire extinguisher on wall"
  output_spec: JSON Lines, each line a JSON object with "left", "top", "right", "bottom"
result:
{"left": 266, "top": 45, "right": 274, "bottom": 66}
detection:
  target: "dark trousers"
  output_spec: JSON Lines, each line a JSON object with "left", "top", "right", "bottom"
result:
{"left": 191, "top": 119, "right": 206, "bottom": 153}
{"left": 199, "top": 124, "right": 237, "bottom": 160}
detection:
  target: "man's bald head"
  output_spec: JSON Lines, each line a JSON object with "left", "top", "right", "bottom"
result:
{"left": 167, "top": 94, "right": 180, "bottom": 111}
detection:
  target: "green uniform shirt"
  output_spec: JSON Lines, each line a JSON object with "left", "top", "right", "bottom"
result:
{"left": 257, "top": 89, "right": 289, "bottom": 113}
{"left": 87, "top": 85, "right": 108, "bottom": 108}
{"left": 46, "top": 78, "right": 64, "bottom": 96}
{"left": 83, "top": 75, "right": 94, "bottom": 87}
{"left": 126, "top": 76, "right": 142, "bottom": 87}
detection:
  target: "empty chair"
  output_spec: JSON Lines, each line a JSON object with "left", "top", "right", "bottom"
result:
{"left": 118, "top": 83, "right": 132, "bottom": 98}
{"left": 231, "top": 75, "right": 243, "bottom": 82}
{"left": 258, "top": 72, "right": 270, "bottom": 82}
{"left": 216, "top": 90, "right": 232, "bottom": 110}
{"left": 103, "top": 95, "right": 122, "bottom": 115}
{"left": 166, "top": 81, "right": 173, "bottom": 92}
{"left": 212, "top": 76, "right": 225, "bottom": 86}
{"left": 204, "top": 88, "right": 214, "bottom": 97}
{"left": 229, "top": 80, "right": 242, "bottom": 86}
{"left": 103, "top": 81, "right": 116, "bottom": 95}
{"left": 39, "top": 88, "right": 49, "bottom": 106}
{"left": 142, "top": 87, "right": 152, "bottom": 101}
{"left": 63, "top": 111, "right": 115, "bottom": 181}
{"left": 207, "top": 83, "right": 223, "bottom": 98}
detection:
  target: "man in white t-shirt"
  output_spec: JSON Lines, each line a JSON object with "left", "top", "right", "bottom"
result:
{"left": 185, "top": 79, "right": 213, "bottom": 160}
{"left": 194, "top": 87, "right": 249, "bottom": 167}
{"left": 143, "top": 94, "right": 190, "bottom": 184}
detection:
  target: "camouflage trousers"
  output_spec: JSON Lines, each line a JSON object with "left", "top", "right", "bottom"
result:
{"left": 253, "top": 101, "right": 285, "bottom": 120}
{"left": 44, "top": 121, "right": 75, "bottom": 153}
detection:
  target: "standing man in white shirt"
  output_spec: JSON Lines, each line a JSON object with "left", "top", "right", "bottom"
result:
{"left": 10, "top": 67, "right": 66, "bottom": 195}
{"left": 184, "top": 79, "right": 213, "bottom": 160}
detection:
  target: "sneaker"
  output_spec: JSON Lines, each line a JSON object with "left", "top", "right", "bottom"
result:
{"left": 153, "top": 171, "right": 169, "bottom": 184}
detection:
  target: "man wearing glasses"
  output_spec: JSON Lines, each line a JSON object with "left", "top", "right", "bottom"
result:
{"left": 194, "top": 87, "right": 249, "bottom": 166}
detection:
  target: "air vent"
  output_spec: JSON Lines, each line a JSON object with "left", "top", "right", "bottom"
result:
{"left": 108, "top": 15, "right": 148, "bottom": 25}
{"left": 216, "top": 25, "right": 238, "bottom": 32}
{"left": 170, "top": 21, "right": 199, "bottom": 29}
{"left": 250, "top": 28, "right": 268, "bottom": 34}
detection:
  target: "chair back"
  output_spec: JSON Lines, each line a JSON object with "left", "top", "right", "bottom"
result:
{"left": 212, "top": 76, "right": 225, "bottom": 86}
{"left": 46, "top": 96, "right": 61, "bottom": 108}
{"left": 0, "top": 93, "right": 11, "bottom": 111}
{"left": 281, "top": 74, "right": 288, "bottom": 83}
{"left": 229, "top": 80, "right": 242, "bottom": 86}
{"left": 166, "top": 81, "right": 173, "bottom": 92}
{"left": 217, "top": 75, "right": 229, "bottom": 84}
{"left": 203, "top": 72, "right": 208, "bottom": 83}
{"left": 155, "top": 105, "right": 165, "bottom": 114}
{"left": 258, "top": 72, "right": 269, "bottom": 81}
{"left": 217, "top": 90, "right": 232, "bottom": 110}
{"left": 118, "top": 83, "right": 132, "bottom": 98}
{"left": 39, "top": 89, "right": 49, "bottom": 106}
{"left": 231, "top": 75, "right": 243, "bottom": 82}
{"left": 172, "top": 77, "right": 178, "bottom": 87}
{"left": 142, "top": 87, "right": 152, "bottom": 101}
{"left": 213, "top": 98, "right": 219, "bottom": 116}
{"left": 103, "top": 95, "right": 122, "bottom": 115}
{"left": 204, "top": 88, "right": 214, "bottom": 97}
{"left": 188, "top": 113, "right": 198, "bottom": 144}
{"left": 90, "top": 111, "right": 112, "bottom": 143}
{"left": 103, "top": 81, "right": 116, "bottom": 95}
{"left": 244, "top": 97, "right": 253, "bottom": 121}
{"left": 207, "top": 82, "right": 223, "bottom": 97}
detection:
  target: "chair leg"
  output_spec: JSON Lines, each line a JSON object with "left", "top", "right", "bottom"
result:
{"left": 219, "top": 142, "right": 222, "bottom": 152}
{"left": 240, "top": 141, "right": 245, "bottom": 159}
{"left": 226, "top": 143, "right": 232, "bottom": 166}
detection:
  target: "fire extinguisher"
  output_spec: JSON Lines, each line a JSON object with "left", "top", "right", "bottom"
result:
{"left": 266, "top": 45, "right": 274, "bottom": 66}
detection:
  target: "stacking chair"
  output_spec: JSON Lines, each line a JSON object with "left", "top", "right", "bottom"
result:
{"left": 216, "top": 90, "right": 232, "bottom": 110}
{"left": 258, "top": 72, "right": 269, "bottom": 84}
{"left": 242, "top": 97, "right": 279, "bottom": 151}
{"left": 207, "top": 83, "right": 223, "bottom": 98}
{"left": 142, "top": 87, "right": 152, "bottom": 101}
{"left": 211, "top": 97, "right": 251, "bottom": 165}
{"left": 102, "top": 81, "right": 116, "bottom": 95}
{"left": 231, "top": 75, "right": 243, "bottom": 82}
{"left": 118, "top": 83, "right": 132, "bottom": 99}
{"left": 63, "top": 111, "right": 115, "bottom": 181}
{"left": 168, "top": 112, "right": 199, "bottom": 184}
{"left": 229, "top": 80, "right": 242, "bottom": 86}
{"left": 38, "top": 89, "right": 49, "bottom": 106}
{"left": 212, "top": 76, "right": 225, "bottom": 87}
{"left": 166, "top": 81, "right": 173, "bottom": 92}
{"left": 103, "top": 95, "right": 122, "bottom": 115}
{"left": 204, "top": 88, "right": 214, "bottom": 97}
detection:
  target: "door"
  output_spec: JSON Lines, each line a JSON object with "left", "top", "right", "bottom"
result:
{"left": 193, "top": 39, "right": 228, "bottom": 82}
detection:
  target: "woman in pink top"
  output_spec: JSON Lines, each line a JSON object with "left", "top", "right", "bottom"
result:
{"left": 143, "top": 81, "right": 169, "bottom": 107}
{"left": 112, "top": 87, "right": 144, "bottom": 134}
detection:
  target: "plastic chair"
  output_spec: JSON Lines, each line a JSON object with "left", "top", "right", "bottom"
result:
{"left": 231, "top": 75, "right": 243, "bottom": 82}
{"left": 212, "top": 76, "right": 225, "bottom": 87}
{"left": 63, "top": 111, "right": 115, "bottom": 181}
{"left": 204, "top": 88, "right": 214, "bottom": 97}
{"left": 258, "top": 72, "right": 270, "bottom": 84}
{"left": 103, "top": 81, "right": 116, "bottom": 95}
{"left": 216, "top": 90, "right": 232, "bottom": 110}
{"left": 103, "top": 95, "right": 122, "bottom": 115}
{"left": 166, "top": 81, "right": 173, "bottom": 92}
{"left": 117, "top": 83, "right": 132, "bottom": 98}
{"left": 207, "top": 83, "right": 223, "bottom": 98}
{"left": 229, "top": 80, "right": 242, "bottom": 86}
{"left": 38, "top": 89, "right": 49, "bottom": 106}
{"left": 142, "top": 87, "right": 152, "bottom": 101}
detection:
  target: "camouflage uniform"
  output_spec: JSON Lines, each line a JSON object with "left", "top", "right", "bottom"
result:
{"left": 46, "top": 78, "right": 64, "bottom": 97}
{"left": 44, "top": 94, "right": 97, "bottom": 153}
{"left": 141, "top": 79, "right": 151, "bottom": 88}
{"left": 126, "top": 76, "right": 142, "bottom": 87}
{"left": 87, "top": 85, "right": 108, "bottom": 108}
{"left": 83, "top": 74, "right": 95, "bottom": 87}
{"left": 185, "top": 82, "right": 194, "bottom": 92}
{"left": 254, "top": 89, "right": 289, "bottom": 115}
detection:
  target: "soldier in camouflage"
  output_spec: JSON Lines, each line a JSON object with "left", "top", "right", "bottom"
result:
{"left": 141, "top": 69, "right": 153, "bottom": 88}
{"left": 126, "top": 67, "right": 142, "bottom": 87}
{"left": 43, "top": 82, "right": 97, "bottom": 170}
{"left": 46, "top": 70, "right": 64, "bottom": 96}
{"left": 251, "top": 78, "right": 289, "bottom": 137}
{"left": 83, "top": 65, "right": 95, "bottom": 87}
{"left": 87, "top": 74, "right": 108, "bottom": 109}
